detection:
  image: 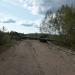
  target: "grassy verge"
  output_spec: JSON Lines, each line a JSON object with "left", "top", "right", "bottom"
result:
{"left": 0, "top": 40, "right": 13, "bottom": 54}
{"left": 49, "top": 35, "right": 75, "bottom": 51}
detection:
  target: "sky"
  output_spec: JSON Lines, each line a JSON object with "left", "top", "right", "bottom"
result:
{"left": 0, "top": 0, "right": 74, "bottom": 34}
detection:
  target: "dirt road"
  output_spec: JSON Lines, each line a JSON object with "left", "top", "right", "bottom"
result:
{"left": 0, "top": 40, "right": 75, "bottom": 75}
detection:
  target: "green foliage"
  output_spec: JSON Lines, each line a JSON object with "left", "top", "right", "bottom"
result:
{"left": 0, "top": 31, "right": 11, "bottom": 46}
{"left": 61, "top": 6, "right": 75, "bottom": 47}
{"left": 56, "top": 6, "right": 75, "bottom": 48}
{"left": 10, "top": 31, "right": 26, "bottom": 40}
{"left": 40, "top": 5, "right": 75, "bottom": 49}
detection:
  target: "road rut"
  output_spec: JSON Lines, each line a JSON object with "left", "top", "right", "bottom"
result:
{"left": 0, "top": 40, "right": 75, "bottom": 75}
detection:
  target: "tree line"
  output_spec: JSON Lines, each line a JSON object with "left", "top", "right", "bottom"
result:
{"left": 40, "top": 5, "right": 75, "bottom": 49}
{"left": 0, "top": 27, "right": 25, "bottom": 46}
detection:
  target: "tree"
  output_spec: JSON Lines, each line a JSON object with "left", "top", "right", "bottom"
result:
{"left": 40, "top": 4, "right": 75, "bottom": 48}
{"left": 62, "top": 5, "right": 75, "bottom": 46}
{"left": 2, "top": 26, "right": 7, "bottom": 32}
{"left": 40, "top": 10, "right": 56, "bottom": 34}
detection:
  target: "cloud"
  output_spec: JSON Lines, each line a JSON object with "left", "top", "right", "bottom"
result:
{"left": 20, "top": 20, "right": 39, "bottom": 27}
{"left": 0, "top": 12, "right": 41, "bottom": 28}
{"left": 21, "top": 23, "right": 33, "bottom": 27}
{"left": 18, "top": 18, "right": 42, "bottom": 28}
{"left": 22, "top": 0, "right": 64, "bottom": 15}
{"left": 21, "top": 0, "right": 75, "bottom": 15}
{"left": 2, "top": 0, "right": 75, "bottom": 15}
{"left": 22, "top": 0, "right": 39, "bottom": 15}
{"left": 2, "top": 0, "right": 60, "bottom": 15}
{"left": 0, "top": 12, "right": 17, "bottom": 23}
{"left": 2, "top": 19, "right": 16, "bottom": 23}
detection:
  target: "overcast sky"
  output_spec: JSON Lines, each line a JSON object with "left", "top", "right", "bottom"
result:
{"left": 0, "top": 0, "right": 74, "bottom": 33}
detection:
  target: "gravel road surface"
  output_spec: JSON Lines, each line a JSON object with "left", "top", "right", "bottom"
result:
{"left": 0, "top": 40, "right": 75, "bottom": 75}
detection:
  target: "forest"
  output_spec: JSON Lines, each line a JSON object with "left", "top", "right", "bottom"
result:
{"left": 40, "top": 4, "right": 75, "bottom": 49}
